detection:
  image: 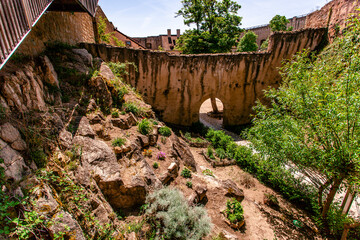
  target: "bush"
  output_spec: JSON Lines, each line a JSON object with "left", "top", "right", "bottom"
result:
{"left": 112, "top": 138, "right": 126, "bottom": 147}
{"left": 206, "top": 129, "right": 232, "bottom": 149}
{"left": 225, "top": 199, "right": 244, "bottom": 224}
{"left": 181, "top": 168, "right": 192, "bottom": 178}
{"left": 186, "top": 181, "right": 193, "bottom": 188}
{"left": 207, "top": 147, "right": 215, "bottom": 160}
{"left": 138, "top": 119, "right": 152, "bottom": 135}
{"left": 202, "top": 169, "right": 214, "bottom": 177}
{"left": 145, "top": 188, "right": 211, "bottom": 240}
{"left": 153, "top": 162, "right": 159, "bottom": 169}
{"left": 111, "top": 110, "right": 119, "bottom": 118}
{"left": 215, "top": 148, "right": 226, "bottom": 160}
{"left": 159, "top": 126, "right": 172, "bottom": 137}
{"left": 124, "top": 102, "right": 140, "bottom": 115}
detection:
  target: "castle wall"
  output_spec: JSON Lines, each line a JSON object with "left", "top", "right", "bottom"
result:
{"left": 18, "top": 12, "right": 95, "bottom": 56}
{"left": 82, "top": 28, "right": 327, "bottom": 127}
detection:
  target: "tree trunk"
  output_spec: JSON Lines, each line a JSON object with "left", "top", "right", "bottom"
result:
{"left": 322, "top": 177, "right": 343, "bottom": 219}
{"left": 211, "top": 97, "right": 219, "bottom": 113}
{"left": 318, "top": 178, "right": 333, "bottom": 210}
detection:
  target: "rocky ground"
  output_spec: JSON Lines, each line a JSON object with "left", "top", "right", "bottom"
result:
{"left": 0, "top": 47, "right": 323, "bottom": 239}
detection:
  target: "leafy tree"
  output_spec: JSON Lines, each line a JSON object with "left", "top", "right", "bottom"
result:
{"left": 260, "top": 38, "right": 269, "bottom": 51}
{"left": 176, "top": 0, "right": 243, "bottom": 54}
{"left": 237, "top": 31, "right": 258, "bottom": 52}
{"left": 269, "top": 15, "right": 293, "bottom": 32}
{"left": 248, "top": 14, "right": 360, "bottom": 225}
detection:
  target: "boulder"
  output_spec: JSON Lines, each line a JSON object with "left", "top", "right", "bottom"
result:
{"left": 76, "top": 117, "right": 95, "bottom": 138}
{"left": 49, "top": 211, "right": 86, "bottom": 240}
{"left": 0, "top": 123, "right": 21, "bottom": 143}
{"left": 221, "top": 179, "right": 244, "bottom": 202}
{"left": 11, "top": 139, "right": 27, "bottom": 151}
{"left": 72, "top": 49, "right": 93, "bottom": 67}
{"left": 0, "top": 139, "right": 29, "bottom": 182}
{"left": 59, "top": 129, "right": 73, "bottom": 149}
{"left": 137, "top": 135, "right": 149, "bottom": 148}
{"left": 171, "top": 135, "right": 197, "bottom": 172}
{"left": 88, "top": 76, "right": 113, "bottom": 108}
{"left": 86, "top": 99, "right": 98, "bottom": 112}
{"left": 111, "top": 118, "right": 129, "bottom": 129}
{"left": 88, "top": 112, "right": 105, "bottom": 124}
{"left": 100, "top": 63, "right": 116, "bottom": 81}
{"left": 41, "top": 55, "right": 59, "bottom": 88}
{"left": 33, "top": 184, "right": 59, "bottom": 216}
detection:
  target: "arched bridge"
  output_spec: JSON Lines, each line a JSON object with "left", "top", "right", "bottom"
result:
{"left": 83, "top": 28, "right": 327, "bottom": 127}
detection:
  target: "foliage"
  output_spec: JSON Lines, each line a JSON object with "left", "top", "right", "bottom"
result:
{"left": 112, "top": 36, "right": 126, "bottom": 47}
{"left": 248, "top": 14, "right": 360, "bottom": 221}
{"left": 181, "top": 168, "right": 192, "bottom": 178}
{"left": 264, "top": 193, "right": 279, "bottom": 208}
{"left": 157, "top": 152, "right": 166, "bottom": 160}
{"left": 206, "top": 128, "right": 233, "bottom": 149}
{"left": 153, "top": 162, "right": 159, "bottom": 169}
{"left": 145, "top": 188, "right": 211, "bottom": 240}
{"left": 124, "top": 102, "right": 140, "bottom": 115}
{"left": 202, "top": 169, "right": 214, "bottom": 177}
{"left": 215, "top": 148, "right": 226, "bottom": 159}
{"left": 237, "top": 31, "right": 258, "bottom": 52}
{"left": 107, "top": 62, "right": 138, "bottom": 79}
{"left": 111, "top": 110, "right": 119, "bottom": 118}
{"left": 159, "top": 126, "right": 172, "bottom": 137}
{"left": 225, "top": 198, "right": 244, "bottom": 224}
{"left": 176, "top": 0, "right": 243, "bottom": 54}
{"left": 269, "top": 15, "right": 293, "bottom": 32}
{"left": 207, "top": 146, "right": 215, "bottom": 160}
{"left": 112, "top": 138, "right": 126, "bottom": 147}
{"left": 190, "top": 121, "right": 209, "bottom": 136}
{"left": 138, "top": 119, "right": 153, "bottom": 135}
{"left": 260, "top": 38, "right": 269, "bottom": 51}
{"left": 143, "top": 149, "right": 153, "bottom": 157}
{"left": 98, "top": 16, "right": 112, "bottom": 43}
{"left": 186, "top": 181, "right": 193, "bottom": 188}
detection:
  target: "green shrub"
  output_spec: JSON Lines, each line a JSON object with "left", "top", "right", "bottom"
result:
{"left": 215, "top": 148, "right": 226, "bottom": 160}
{"left": 186, "top": 181, "right": 193, "bottom": 188}
{"left": 153, "top": 162, "right": 159, "bottom": 169}
{"left": 138, "top": 119, "right": 152, "bottom": 135}
{"left": 111, "top": 111, "right": 119, "bottom": 118}
{"left": 30, "top": 149, "right": 47, "bottom": 168}
{"left": 145, "top": 188, "right": 211, "bottom": 240}
{"left": 202, "top": 169, "right": 214, "bottom": 177}
{"left": 112, "top": 138, "right": 126, "bottom": 147}
{"left": 184, "top": 132, "right": 192, "bottom": 141}
{"left": 206, "top": 129, "right": 232, "bottom": 149}
{"left": 225, "top": 199, "right": 244, "bottom": 224}
{"left": 123, "top": 102, "right": 140, "bottom": 115}
{"left": 181, "top": 168, "right": 192, "bottom": 178}
{"left": 207, "top": 147, "right": 215, "bottom": 160}
{"left": 159, "top": 126, "right": 172, "bottom": 137}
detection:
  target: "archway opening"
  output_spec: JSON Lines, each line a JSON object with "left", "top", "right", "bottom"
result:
{"left": 199, "top": 98, "right": 224, "bottom": 129}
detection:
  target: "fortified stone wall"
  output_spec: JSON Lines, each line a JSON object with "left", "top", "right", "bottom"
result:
{"left": 305, "top": 0, "right": 359, "bottom": 41}
{"left": 18, "top": 12, "right": 95, "bottom": 56}
{"left": 82, "top": 28, "right": 327, "bottom": 127}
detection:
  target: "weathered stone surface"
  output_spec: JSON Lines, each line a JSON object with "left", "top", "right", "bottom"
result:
{"left": 72, "top": 48, "right": 93, "bottom": 67}
{"left": 195, "top": 185, "right": 208, "bottom": 202}
{"left": 126, "top": 113, "right": 137, "bottom": 126}
{"left": 11, "top": 139, "right": 27, "bottom": 151}
{"left": 33, "top": 184, "right": 59, "bottom": 216}
{"left": 49, "top": 211, "right": 86, "bottom": 240}
{"left": 171, "top": 135, "right": 197, "bottom": 172}
{"left": 221, "top": 179, "right": 244, "bottom": 202}
{"left": 59, "top": 129, "right": 73, "bottom": 149}
{"left": 41, "top": 55, "right": 59, "bottom": 88}
{"left": 76, "top": 117, "right": 95, "bottom": 138}
{"left": 88, "top": 112, "right": 105, "bottom": 124}
{"left": 137, "top": 135, "right": 149, "bottom": 148}
{"left": 88, "top": 76, "right": 112, "bottom": 108}
{"left": 111, "top": 118, "right": 129, "bottom": 129}
{"left": 0, "top": 139, "right": 29, "bottom": 182}
{"left": 160, "top": 162, "right": 178, "bottom": 185}
{"left": 87, "top": 99, "right": 98, "bottom": 112}
{"left": 0, "top": 123, "right": 21, "bottom": 143}
{"left": 99, "top": 63, "right": 116, "bottom": 80}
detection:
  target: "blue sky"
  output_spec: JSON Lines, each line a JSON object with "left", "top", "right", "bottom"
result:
{"left": 98, "top": 0, "right": 330, "bottom": 37}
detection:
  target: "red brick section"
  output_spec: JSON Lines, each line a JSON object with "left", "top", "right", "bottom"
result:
{"left": 95, "top": 6, "right": 145, "bottom": 49}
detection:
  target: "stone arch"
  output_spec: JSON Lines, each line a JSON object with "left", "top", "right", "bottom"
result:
{"left": 199, "top": 97, "right": 225, "bottom": 128}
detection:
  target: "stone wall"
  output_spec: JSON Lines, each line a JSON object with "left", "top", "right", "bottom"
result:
{"left": 18, "top": 12, "right": 95, "bottom": 56}
{"left": 82, "top": 28, "right": 327, "bottom": 127}
{"left": 305, "top": 0, "right": 359, "bottom": 41}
